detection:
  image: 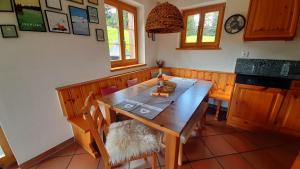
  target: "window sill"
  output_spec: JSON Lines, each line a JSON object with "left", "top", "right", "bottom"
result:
{"left": 176, "top": 47, "right": 222, "bottom": 50}
{"left": 110, "top": 64, "right": 147, "bottom": 72}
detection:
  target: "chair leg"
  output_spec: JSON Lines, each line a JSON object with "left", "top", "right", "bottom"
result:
{"left": 152, "top": 153, "right": 157, "bottom": 169}
{"left": 178, "top": 143, "right": 183, "bottom": 166}
{"left": 215, "top": 100, "right": 221, "bottom": 120}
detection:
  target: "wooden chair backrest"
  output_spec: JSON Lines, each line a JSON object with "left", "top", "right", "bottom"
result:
{"left": 82, "top": 92, "right": 110, "bottom": 165}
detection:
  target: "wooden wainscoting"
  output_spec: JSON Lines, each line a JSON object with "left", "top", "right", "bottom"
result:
{"left": 56, "top": 67, "right": 236, "bottom": 157}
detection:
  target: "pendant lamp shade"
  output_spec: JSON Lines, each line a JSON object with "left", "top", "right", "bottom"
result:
{"left": 146, "top": 2, "right": 184, "bottom": 33}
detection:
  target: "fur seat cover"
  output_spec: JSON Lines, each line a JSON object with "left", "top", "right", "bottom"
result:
{"left": 105, "top": 120, "right": 160, "bottom": 165}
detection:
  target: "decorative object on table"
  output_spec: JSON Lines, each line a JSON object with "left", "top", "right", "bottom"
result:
{"left": 68, "top": 0, "right": 83, "bottom": 4}
{"left": 14, "top": 0, "right": 46, "bottom": 32}
{"left": 0, "top": 25, "right": 18, "bottom": 38}
{"left": 45, "top": 0, "right": 62, "bottom": 10}
{"left": 156, "top": 59, "right": 165, "bottom": 68}
{"left": 96, "top": 29, "right": 105, "bottom": 41}
{"left": 146, "top": 2, "right": 184, "bottom": 34}
{"left": 224, "top": 14, "right": 246, "bottom": 34}
{"left": 45, "top": 10, "right": 70, "bottom": 34}
{"left": 87, "top": 6, "right": 99, "bottom": 23}
{"left": 88, "top": 0, "right": 98, "bottom": 5}
{"left": 69, "top": 6, "right": 90, "bottom": 36}
{"left": 151, "top": 76, "right": 177, "bottom": 97}
{"left": 0, "top": 0, "right": 13, "bottom": 12}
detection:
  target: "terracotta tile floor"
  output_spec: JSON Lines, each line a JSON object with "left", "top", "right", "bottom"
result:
{"left": 10, "top": 113, "right": 300, "bottom": 169}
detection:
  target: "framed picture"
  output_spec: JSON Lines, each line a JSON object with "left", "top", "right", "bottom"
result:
{"left": 87, "top": 6, "right": 99, "bottom": 24}
{"left": 14, "top": 0, "right": 46, "bottom": 32}
{"left": 45, "top": 0, "right": 62, "bottom": 10}
{"left": 68, "top": 0, "right": 83, "bottom": 4}
{"left": 88, "top": 0, "right": 98, "bottom": 5}
{"left": 0, "top": 0, "right": 13, "bottom": 12}
{"left": 96, "top": 29, "right": 105, "bottom": 41}
{"left": 69, "top": 6, "right": 90, "bottom": 36}
{"left": 0, "top": 25, "right": 18, "bottom": 38}
{"left": 45, "top": 10, "right": 70, "bottom": 34}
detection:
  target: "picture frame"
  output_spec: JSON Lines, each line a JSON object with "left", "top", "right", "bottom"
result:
{"left": 45, "top": 0, "right": 62, "bottom": 10}
{"left": 87, "top": 6, "right": 99, "bottom": 24}
{"left": 45, "top": 10, "right": 70, "bottom": 34}
{"left": 68, "top": 0, "right": 83, "bottom": 4}
{"left": 88, "top": 0, "right": 98, "bottom": 5}
{"left": 69, "top": 6, "right": 90, "bottom": 36}
{"left": 0, "top": 0, "right": 13, "bottom": 12}
{"left": 0, "top": 25, "right": 18, "bottom": 38}
{"left": 14, "top": 0, "right": 46, "bottom": 32}
{"left": 96, "top": 29, "right": 105, "bottom": 41}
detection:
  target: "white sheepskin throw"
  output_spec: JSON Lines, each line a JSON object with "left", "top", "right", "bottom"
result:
{"left": 105, "top": 120, "right": 160, "bottom": 165}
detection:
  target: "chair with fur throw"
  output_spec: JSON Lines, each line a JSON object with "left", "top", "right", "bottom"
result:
{"left": 82, "top": 92, "right": 160, "bottom": 169}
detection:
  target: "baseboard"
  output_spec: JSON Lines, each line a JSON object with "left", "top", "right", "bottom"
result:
{"left": 19, "top": 137, "right": 74, "bottom": 169}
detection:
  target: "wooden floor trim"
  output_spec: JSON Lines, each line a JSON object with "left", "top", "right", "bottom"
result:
{"left": 19, "top": 137, "right": 74, "bottom": 169}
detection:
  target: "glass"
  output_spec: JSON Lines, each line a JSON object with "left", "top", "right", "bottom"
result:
{"left": 123, "top": 10, "right": 136, "bottom": 59}
{"left": 105, "top": 4, "right": 122, "bottom": 61}
{"left": 185, "top": 14, "right": 200, "bottom": 43}
{"left": 0, "top": 145, "right": 5, "bottom": 159}
{"left": 202, "top": 11, "right": 219, "bottom": 43}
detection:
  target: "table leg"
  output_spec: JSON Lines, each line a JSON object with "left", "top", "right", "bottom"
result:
{"left": 165, "top": 133, "right": 179, "bottom": 169}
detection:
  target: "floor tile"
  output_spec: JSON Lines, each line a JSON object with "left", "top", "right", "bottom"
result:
{"left": 240, "top": 132, "right": 284, "bottom": 148}
{"left": 190, "top": 158, "right": 223, "bottom": 169}
{"left": 217, "top": 154, "right": 255, "bottom": 169}
{"left": 264, "top": 146, "right": 299, "bottom": 169}
{"left": 129, "top": 156, "right": 160, "bottom": 169}
{"left": 74, "top": 145, "right": 88, "bottom": 155}
{"left": 183, "top": 138, "right": 213, "bottom": 161}
{"left": 37, "top": 156, "right": 72, "bottom": 169}
{"left": 202, "top": 135, "right": 237, "bottom": 156}
{"left": 68, "top": 154, "right": 99, "bottom": 169}
{"left": 55, "top": 143, "right": 78, "bottom": 157}
{"left": 222, "top": 133, "right": 258, "bottom": 152}
{"left": 241, "top": 149, "right": 285, "bottom": 169}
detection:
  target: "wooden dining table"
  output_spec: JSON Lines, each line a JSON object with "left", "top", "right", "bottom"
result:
{"left": 98, "top": 77, "right": 212, "bottom": 169}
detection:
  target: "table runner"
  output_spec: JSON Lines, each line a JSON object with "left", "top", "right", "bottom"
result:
{"left": 114, "top": 77, "right": 197, "bottom": 119}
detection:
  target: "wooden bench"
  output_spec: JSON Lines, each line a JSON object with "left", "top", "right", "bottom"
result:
{"left": 56, "top": 67, "right": 235, "bottom": 157}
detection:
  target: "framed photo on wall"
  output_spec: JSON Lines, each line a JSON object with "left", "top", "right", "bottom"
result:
{"left": 87, "top": 6, "right": 99, "bottom": 24}
{"left": 0, "top": 25, "right": 18, "bottom": 38}
{"left": 45, "top": 10, "right": 70, "bottom": 34}
{"left": 45, "top": 0, "right": 62, "bottom": 10}
{"left": 69, "top": 6, "right": 90, "bottom": 36}
{"left": 68, "top": 0, "right": 83, "bottom": 4}
{"left": 0, "top": 0, "right": 14, "bottom": 12}
{"left": 88, "top": 0, "right": 98, "bottom": 5}
{"left": 14, "top": 0, "right": 46, "bottom": 32}
{"left": 96, "top": 29, "right": 105, "bottom": 41}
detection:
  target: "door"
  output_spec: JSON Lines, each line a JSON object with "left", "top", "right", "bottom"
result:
{"left": 228, "top": 84, "right": 285, "bottom": 130}
{"left": 0, "top": 127, "right": 16, "bottom": 168}
{"left": 276, "top": 90, "right": 300, "bottom": 137}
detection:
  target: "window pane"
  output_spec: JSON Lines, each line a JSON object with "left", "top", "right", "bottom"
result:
{"left": 123, "top": 10, "right": 136, "bottom": 59}
{"left": 185, "top": 14, "right": 200, "bottom": 43}
{"left": 202, "top": 11, "right": 219, "bottom": 43}
{"left": 105, "top": 4, "right": 122, "bottom": 61}
{"left": 0, "top": 145, "right": 5, "bottom": 159}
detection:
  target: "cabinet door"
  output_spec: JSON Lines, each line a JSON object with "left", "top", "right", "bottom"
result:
{"left": 244, "top": 0, "right": 300, "bottom": 41}
{"left": 228, "top": 84, "right": 285, "bottom": 130}
{"left": 277, "top": 90, "right": 300, "bottom": 137}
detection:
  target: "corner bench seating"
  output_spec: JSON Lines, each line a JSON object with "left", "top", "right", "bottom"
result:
{"left": 56, "top": 67, "right": 235, "bottom": 158}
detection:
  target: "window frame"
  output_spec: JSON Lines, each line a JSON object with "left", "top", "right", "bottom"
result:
{"left": 180, "top": 3, "right": 225, "bottom": 50}
{"left": 104, "top": 0, "right": 139, "bottom": 68}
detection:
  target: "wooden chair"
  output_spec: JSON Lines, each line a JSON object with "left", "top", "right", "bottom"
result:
{"left": 82, "top": 92, "right": 160, "bottom": 169}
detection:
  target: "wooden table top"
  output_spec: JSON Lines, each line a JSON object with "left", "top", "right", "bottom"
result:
{"left": 100, "top": 77, "right": 212, "bottom": 137}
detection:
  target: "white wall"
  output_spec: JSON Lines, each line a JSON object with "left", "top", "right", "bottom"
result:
{"left": 0, "top": 0, "right": 157, "bottom": 164}
{"left": 157, "top": 0, "right": 300, "bottom": 72}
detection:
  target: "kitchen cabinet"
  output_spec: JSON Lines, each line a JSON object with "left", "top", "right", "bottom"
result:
{"left": 228, "top": 84, "right": 285, "bottom": 130}
{"left": 244, "top": 0, "right": 300, "bottom": 41}
{"left": 276, "top": 89, "right": 300, "bottom": 137}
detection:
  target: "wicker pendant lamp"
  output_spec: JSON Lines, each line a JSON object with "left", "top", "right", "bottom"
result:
{"left": 146, "top": 2, "right": 184, "bottom": 33}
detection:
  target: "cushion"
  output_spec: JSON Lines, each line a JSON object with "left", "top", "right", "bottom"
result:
{"left": 100, "top": 86, "right": 119, "bottom": 96}
{"left": 105, "top": 120, "right": 160, "bottom": 165}
{"left": 127, "top": 78, "right": 138, "bottom": 87}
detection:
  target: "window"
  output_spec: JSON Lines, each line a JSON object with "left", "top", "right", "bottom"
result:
{"left": 180, "top": 3, "right": 225, "bottom": 49}
{"left": 104, "top": 0, "right": 138, "bottom": 68}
